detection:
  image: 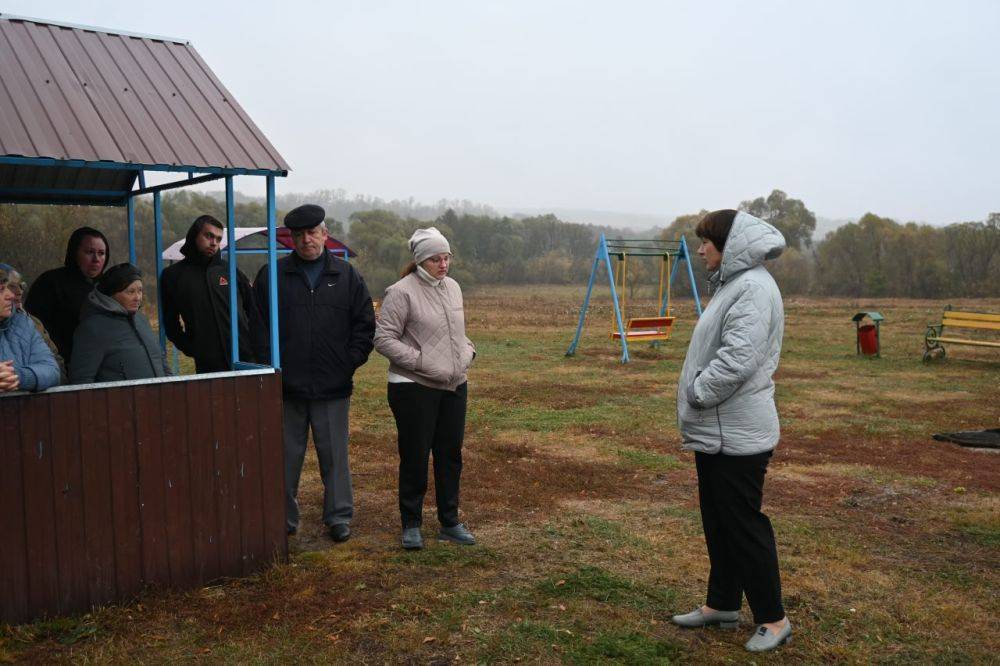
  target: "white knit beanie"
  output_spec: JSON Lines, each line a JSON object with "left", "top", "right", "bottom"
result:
{"left": 409, "top": 227, "right": 451, "bottom": 264}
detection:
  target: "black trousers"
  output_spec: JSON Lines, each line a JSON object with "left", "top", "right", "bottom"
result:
{"left": 695, "top": 450, "right": 784, "bottom": 624}
{"left": 387, "top": 381, "right": 467, "bottom": 528}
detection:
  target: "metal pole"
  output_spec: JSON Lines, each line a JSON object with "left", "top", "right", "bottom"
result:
{"left": 673, "top": 236, "right": 703, "bottom": 317}
{"left": 127, "top": 195, "right": 137, "bottom": 264}
{"left": 604, "top": 241, "right": 629, "bottom": 363}
{"left": 153, "top": 190, "right": 166, "bottom": 355}
{"left": 565, "top": 245, "right": 602, "bottom": 357}
{"left": 225, "top": 176, "right": 239, "bottom": 368}
{"left": 266, "top": 175, "right": 280, "bottom": 369}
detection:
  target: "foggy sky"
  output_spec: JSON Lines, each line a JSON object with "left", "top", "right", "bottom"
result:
{"left": 5, "top": 1, "right": 998, "bottom": 224}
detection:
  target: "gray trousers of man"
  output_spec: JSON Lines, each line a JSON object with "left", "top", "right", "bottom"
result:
{"left": 283, "top": 397, "right": 353, "bottom": 530}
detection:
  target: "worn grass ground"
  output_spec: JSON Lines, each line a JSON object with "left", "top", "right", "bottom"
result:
{"left": 3, "top": 286, "right": 998, "bottom": 664}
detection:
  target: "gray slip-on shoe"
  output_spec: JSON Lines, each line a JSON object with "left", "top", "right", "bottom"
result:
{"left": 745, "top": 620, "right": 792, "bottom": 652}
{"left": 401, "top": 527, "right": 424, "bottom": 550}
{"left": 438, "top": 523, "right": 476, "bottom": 545}
{"left": 670, "top": 607, "right": 740, "bottom": 629}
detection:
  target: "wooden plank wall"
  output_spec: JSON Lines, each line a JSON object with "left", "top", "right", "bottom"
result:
{"left": 0, "top": 372, "right": 286, "bottom": 625}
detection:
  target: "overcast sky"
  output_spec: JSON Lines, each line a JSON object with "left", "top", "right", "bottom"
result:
{"left": 6, "top": 1, "right": 999, "bottom": 224}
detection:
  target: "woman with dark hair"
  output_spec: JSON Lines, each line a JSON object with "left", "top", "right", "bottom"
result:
{"left": 374, "top": 227, "right": 477, "bottom": 550}
{"left": 69, "top": 263, "right": 170, "bottom": 384}
{"left": 25, "top": 226, "right": 110, "bottom": 363}
{"left": 671, "top": 209, "right": 791, "bottom": 652}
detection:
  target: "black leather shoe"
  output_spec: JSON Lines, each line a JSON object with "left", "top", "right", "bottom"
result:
{"left": 329, "top": 523, "right": 351, "bottom": 542}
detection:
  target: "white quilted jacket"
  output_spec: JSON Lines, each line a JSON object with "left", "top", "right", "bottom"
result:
{"left": 374, "top": 272, "right": 475, "bottom": 391}
{"left": 677, "top": 212, "right": 786, "bottom": 455}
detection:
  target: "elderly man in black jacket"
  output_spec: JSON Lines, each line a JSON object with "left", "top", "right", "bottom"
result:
{"left": 160, "top": 215, "right": 256, "bottom": 373}
{"left": 253, "top": 204, "right": 376, "bottom": 542}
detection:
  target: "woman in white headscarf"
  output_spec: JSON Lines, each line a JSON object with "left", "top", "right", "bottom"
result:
{"left": 375, "top": 228, "right": 477, "bottom": 551}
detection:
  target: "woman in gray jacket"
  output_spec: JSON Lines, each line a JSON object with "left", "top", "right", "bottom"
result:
{"left": 671, "top": 210, "right": 791, "bottom": 652}
{"left": 374, "top": 228, "right": 477, "bottom": 550}
{"left": 69, "top": 263, "right": 171, "bottom": 384}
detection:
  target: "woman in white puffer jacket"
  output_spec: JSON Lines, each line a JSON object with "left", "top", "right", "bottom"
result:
{"left": 670, "top": 210, "right": 792, "bottom": 653}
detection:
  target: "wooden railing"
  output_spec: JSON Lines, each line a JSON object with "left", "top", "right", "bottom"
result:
{"left": 0, "top": 369, "right": 286, "bottom": 625}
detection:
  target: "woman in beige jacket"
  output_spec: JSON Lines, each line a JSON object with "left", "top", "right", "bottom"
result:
{"left": 374, "top": 228, "right": 476, "bottom": 550}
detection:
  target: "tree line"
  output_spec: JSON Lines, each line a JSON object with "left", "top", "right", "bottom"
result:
{"left": 1, "top": 189, "right": 997, "bottom": 300}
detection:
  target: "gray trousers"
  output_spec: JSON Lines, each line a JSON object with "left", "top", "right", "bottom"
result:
{"left": 283, "top": 397, "right": 353, "bottom": 529}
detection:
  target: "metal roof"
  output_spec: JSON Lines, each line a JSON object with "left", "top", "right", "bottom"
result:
{"left": 0, "top": 14, "right": 289, "bottom": 205}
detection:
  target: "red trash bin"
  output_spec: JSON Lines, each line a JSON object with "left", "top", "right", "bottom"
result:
{"left": 858, "top": 324, "right": 878, "bottom": 355}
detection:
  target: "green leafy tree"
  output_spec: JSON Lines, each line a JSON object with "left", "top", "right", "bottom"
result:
{"left": 739, "top": 190, "right": 817, "bottom": 250}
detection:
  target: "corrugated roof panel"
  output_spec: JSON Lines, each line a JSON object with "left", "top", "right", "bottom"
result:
{"left": 75, "top": 28, "right": 174, "bottom": 164}
{"left": 185, "top": 47, "right": 289, "bottom": 172}
{"left": 0, "top": 15, "right": 289, "bottom": 174}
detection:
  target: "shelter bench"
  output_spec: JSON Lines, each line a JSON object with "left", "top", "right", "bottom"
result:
{"left": 923, "top": 307, "right": 1000, "bottom": 361}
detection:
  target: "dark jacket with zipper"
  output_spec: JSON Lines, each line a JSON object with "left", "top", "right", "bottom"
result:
{"left": 252, "top": 250, "right": 375, "bottom": 400}
{"left": 69, "top": 290, "right": 171, "bottom": 384}
{"left": 160, "top": 227, "right": 256, "bottom": 373}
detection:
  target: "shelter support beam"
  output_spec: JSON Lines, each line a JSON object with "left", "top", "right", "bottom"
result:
{"left": 131, "top": 173, "right": 225, "bottom": 198}
{"left": 226, "top": 176, "right": 239, "bottom": 368}
{"left": 266, "top": 175, "right": 280, "bottom": 370}
{"left": 127, "top": 196, "right": 136, "bottom": 264}
{"left": 153, "top": 191, "right": 166, "bottom": 354}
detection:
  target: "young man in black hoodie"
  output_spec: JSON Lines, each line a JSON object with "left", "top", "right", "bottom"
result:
{"left": 160, "top": 215, "right": 256, "bottom": 373}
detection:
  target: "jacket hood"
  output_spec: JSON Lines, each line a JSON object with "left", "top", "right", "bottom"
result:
{"left": 718, "top": 212, "right": 786, "bottom": 283}
{"left": 82, "top": 288, "right": 129, "bottom": 318}
{"left": 63, "top": 227, "right": 111, "bottom": 272}
{"left": 179, "top": 219, "right": 223, "bottom": 264}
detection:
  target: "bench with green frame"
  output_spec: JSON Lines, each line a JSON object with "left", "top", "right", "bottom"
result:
{"left": 923, "top": 307, "right": 1000, "bottom": 361}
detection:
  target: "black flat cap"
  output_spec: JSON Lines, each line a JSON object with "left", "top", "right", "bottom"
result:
{"left": 284, "top": 204, "right": 326, "bottom": 230}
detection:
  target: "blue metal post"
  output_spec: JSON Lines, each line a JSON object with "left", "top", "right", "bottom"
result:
{"left": 126, "top": 196, "right": 137, "bottom": 264}
{"left": 681, "top": 236, "right": 703, "bottom": 316}
{"left": 565, "top": 251, "right": 602, "bottom": 357}
{"left": 565, "top": 234, "right": 630, "bottom": 363}
{"left": 225, "top": 176, "right": 239, "bottom": 368}
{"left": 153, "top": 190, "right": 166, "bottom": 353}
{"left": 266, "top": 175, "right": 280, "bottom": 369}
{"left": 603, "top": 238, "right": 630, "bottom": 363}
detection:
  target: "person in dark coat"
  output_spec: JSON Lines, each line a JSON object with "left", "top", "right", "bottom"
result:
{"left": 253, "top": 204, "right": 376, "bottom": 542}
{"left": 69, "top": 263, "right": 170, "bottom": 384}
{"left": 24, "top": 226, "right": 110, "bottom": 364}
{"left": 160, "top": 215, "right": 256, "bottom": 373}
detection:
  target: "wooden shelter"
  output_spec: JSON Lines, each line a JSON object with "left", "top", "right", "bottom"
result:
{"left": 0, "top": 14, "right": 290, "bottom": 624}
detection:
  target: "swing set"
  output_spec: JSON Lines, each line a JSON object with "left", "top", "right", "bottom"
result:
{"left": 565, "top": 234, "right": 703, "bottom": 363}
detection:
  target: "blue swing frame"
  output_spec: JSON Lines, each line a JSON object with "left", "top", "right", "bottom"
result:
{"left": 565, "top": 234, "right": 703, "bottom": 363}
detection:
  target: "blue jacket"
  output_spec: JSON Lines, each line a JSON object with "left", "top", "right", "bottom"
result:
{"left": 0, "top": 310, "right": 61, "bottom": 391}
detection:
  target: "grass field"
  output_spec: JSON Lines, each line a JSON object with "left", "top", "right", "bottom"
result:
{"left": 3, "top": 285, "right": 998, "bottom": 664}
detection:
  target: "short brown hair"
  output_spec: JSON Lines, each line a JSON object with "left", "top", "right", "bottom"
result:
{"left": 695, "top": 209, "right": 737, "bottom": 252}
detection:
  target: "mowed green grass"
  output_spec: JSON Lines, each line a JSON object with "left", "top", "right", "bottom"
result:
{"left": 3, "top": 286, "right": 998, "bottom": 664}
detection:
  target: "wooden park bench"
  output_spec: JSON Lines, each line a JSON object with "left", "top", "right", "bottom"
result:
{"left": 923, "top": 307, "right": 1000, "bottom": 361}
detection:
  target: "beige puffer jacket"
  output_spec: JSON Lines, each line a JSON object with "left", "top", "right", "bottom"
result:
{"left": 374, "top": 272, "right": 475, "bottom": 391}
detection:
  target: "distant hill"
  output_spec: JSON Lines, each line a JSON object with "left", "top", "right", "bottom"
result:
{"left": 502, "top": 206, "right": 670, "bottom": 231}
